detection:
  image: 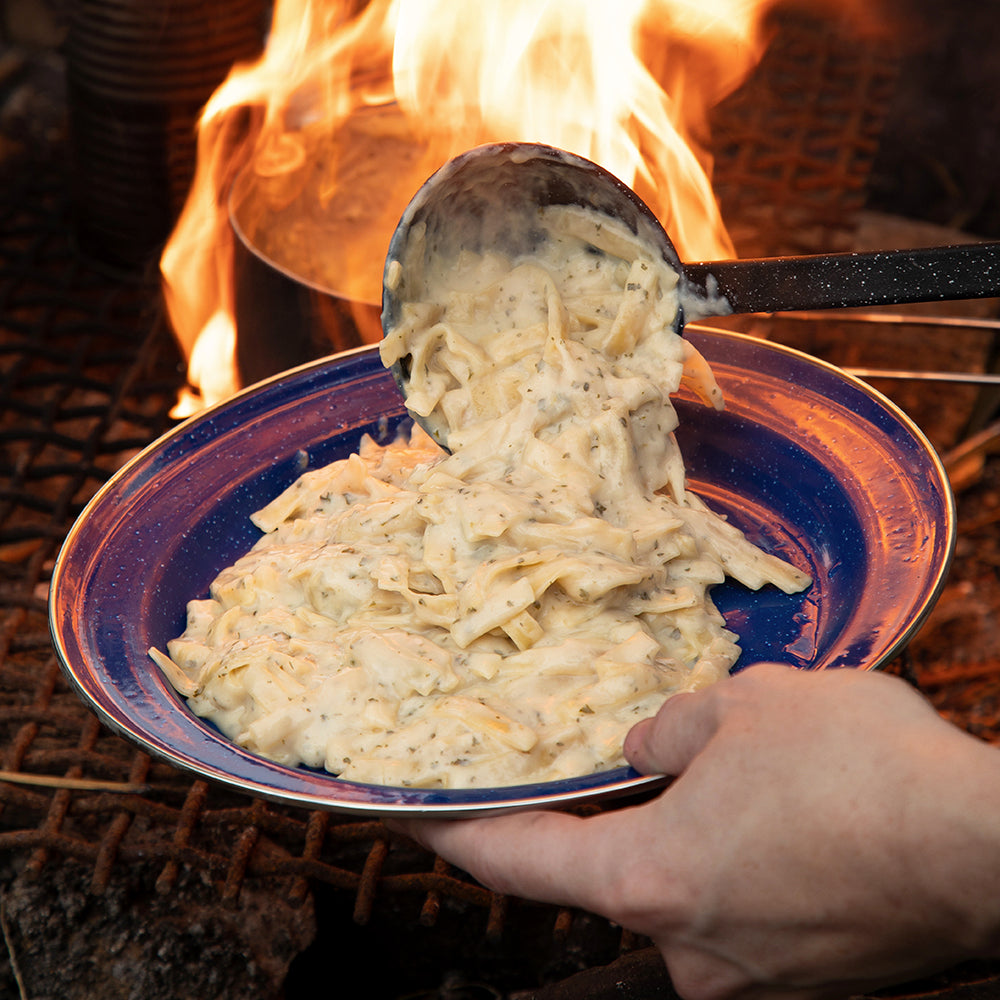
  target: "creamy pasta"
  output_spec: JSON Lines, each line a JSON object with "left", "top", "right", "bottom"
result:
{"left": 151, "top": 204, "right": 811, "bottom": 789}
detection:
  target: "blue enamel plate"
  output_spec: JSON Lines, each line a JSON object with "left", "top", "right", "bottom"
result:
{"left": 49, "top": 327, "right": 955, "bottom": 816}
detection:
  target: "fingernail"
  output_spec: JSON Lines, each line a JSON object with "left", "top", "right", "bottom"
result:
{"left": 623, "top": 717, "right": 651, "bottom": 760}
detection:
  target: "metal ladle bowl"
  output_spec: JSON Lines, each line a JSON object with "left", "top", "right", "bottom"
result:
{"left": 380, "top": 141, "right": 685, "bottom": 330}
{"left": 381, "top": 141, "right": 1000, "bottom": 445}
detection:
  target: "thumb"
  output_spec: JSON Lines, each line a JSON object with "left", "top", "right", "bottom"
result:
{"left": 623, "top": 687, "right": 722, "bottom": 777}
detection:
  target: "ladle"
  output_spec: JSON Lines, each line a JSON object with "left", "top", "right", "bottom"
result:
{"left": 381, "top": 141, "right": 1000, "bottom": 445}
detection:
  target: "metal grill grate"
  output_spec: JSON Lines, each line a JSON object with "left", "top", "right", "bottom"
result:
{"left": 2, "top": 10, "right": 1000, "bottom": 999}
{"left": 710, "top": 8, "right": 899, "bottom": 258}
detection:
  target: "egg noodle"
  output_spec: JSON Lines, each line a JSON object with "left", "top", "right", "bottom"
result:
{"left": 151, "top": 205, "right": 811, "bottom": 789}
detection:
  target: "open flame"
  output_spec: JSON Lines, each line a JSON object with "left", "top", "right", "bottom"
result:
{"left": 161, "top": 0, "right": 780, "bottom": 416}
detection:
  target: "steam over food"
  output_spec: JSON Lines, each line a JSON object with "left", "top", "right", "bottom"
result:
{"left": 151, "top": 204, "right": 811, "bottom": 789}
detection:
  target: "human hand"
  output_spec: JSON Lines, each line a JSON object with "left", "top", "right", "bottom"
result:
{"left": 390, "top": 663, "right": 1000, "bottom": 999}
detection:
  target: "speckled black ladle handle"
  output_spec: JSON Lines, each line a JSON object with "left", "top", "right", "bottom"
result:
{"left": 684, "top": 243, "right": 1000, "bottom": 315}
{"left": 384, "top": 141, "right": 1000, "bottom": 334}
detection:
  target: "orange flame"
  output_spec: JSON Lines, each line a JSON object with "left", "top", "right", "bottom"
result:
{"left": 161, "top": 0, "right": 778, "bottom": 415}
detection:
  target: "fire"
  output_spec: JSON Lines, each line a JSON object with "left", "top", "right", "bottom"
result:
{"left": 161, "top": 0, "right": 778, "bottom": 415}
